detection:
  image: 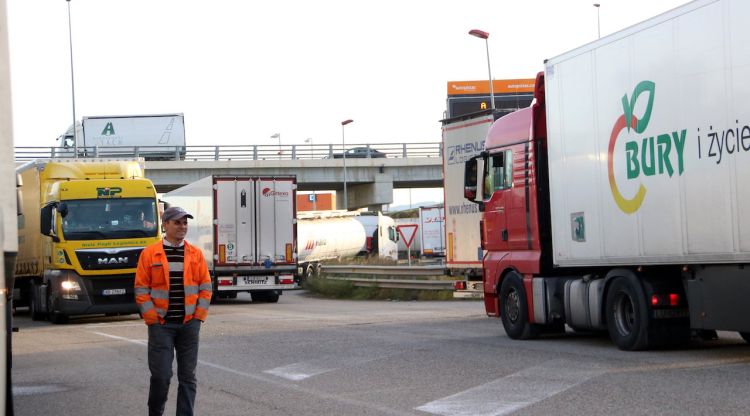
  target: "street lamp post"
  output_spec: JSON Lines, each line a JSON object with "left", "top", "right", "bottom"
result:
{"left": 305, "top": 137, "right": 313, "bottom": 158}
{"left": 468, "top": 29, "right": 495, "bottom": 111}
{"left": 66, "top": 0, "right": 78, "bottom": 155}
{"left": 271, "top": 133, "right": 281, "bottom": 159}
{"left": 594, "top": 3, "right": 601, "bottom": 39}
{"left": 341, "top": 119, "right": 353, "bottom": 210}
{"left": 305, "top": 138, "right": 316, "bottom": 210}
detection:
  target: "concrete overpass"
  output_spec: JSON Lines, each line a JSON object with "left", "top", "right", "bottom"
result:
{"left": 146, "top": 158, "right": 442, "bottom": 209}
{"left": 15, "top": 143, "right": 444, "bottom": 210}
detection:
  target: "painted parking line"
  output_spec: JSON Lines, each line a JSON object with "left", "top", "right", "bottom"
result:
{"left": 416, "top": 359, "right": 606, "bottom": 416}
{"left": 264, "top": 361, "right": 334, "bottom": 381}
{"left": 264, "top": 353, "right": 390, "bottom": 381}
{"left": 13, "top": 384, "right": 70, "bottom": 397}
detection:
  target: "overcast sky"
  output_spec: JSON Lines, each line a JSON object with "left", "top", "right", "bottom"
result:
{"left": 6, "top": 0, "right": 691, "bottom": 207}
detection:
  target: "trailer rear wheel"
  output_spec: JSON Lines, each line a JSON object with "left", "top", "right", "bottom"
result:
{"left": 217, "top": 292, "right": 237, "bottom": 299}
{"left": 606, "top": 276, "right": 649, "bottom": 350}
{"left": 739, "top": 332, "right": 750, "bottom": 343}
{"left": 252, "top": 291, "right": 280, "bottom": 303}
{"left": 499, "top": 272, "right": 538, "bottom": 340}
{"left": 304, "top": 264, "right": 315, "bottom": 283}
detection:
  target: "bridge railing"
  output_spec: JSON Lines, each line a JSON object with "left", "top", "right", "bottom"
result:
{"left": 14, "top": 142, "right": 442, "bottom": 162}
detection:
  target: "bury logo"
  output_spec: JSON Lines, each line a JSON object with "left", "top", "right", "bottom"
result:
{"left": 607, "top": 81, "right": 686, "bottom": 214}
{"left": 97, "top": 187, "right": 123, "bottom": 198}
{"left": 262, "top": 187, "right": 289, "bottom": 197}
{"left": 98, "top": 257, "right": 128, "bottom": 265}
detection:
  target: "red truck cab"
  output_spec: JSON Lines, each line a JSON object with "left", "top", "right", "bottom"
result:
{"left": 465, "top": 72, "right": 547, "bottom": 311}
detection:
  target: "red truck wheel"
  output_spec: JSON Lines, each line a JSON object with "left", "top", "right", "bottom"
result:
{"left": 499, "top": 272, "right": 538, "bottom": 340}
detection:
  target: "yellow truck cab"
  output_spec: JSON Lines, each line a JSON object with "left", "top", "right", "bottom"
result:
{"left": 15, "top": 159, "right": 160, "bottom": 323}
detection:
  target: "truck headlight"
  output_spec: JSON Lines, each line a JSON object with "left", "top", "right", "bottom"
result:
{"left": 61, "top": 280, "right": 81, "bottom": 291}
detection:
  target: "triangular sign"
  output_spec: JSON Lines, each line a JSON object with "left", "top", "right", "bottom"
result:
{"left": 397, "top": 224, "right": 419, "bottom": 249}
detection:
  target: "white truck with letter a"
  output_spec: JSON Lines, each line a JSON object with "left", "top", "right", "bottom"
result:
{"left": 61, "top": 114, "right": 186, "bottom": 160}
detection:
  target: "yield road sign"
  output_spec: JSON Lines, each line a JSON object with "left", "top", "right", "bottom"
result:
{"left": 397, "top": 224, "right": 418, "bottom": 248}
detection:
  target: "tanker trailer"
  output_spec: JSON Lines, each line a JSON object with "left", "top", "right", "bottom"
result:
{"left": 297, "top": 214, "right": 367, "bottom": 283}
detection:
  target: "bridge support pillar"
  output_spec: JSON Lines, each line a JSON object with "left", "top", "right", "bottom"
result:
{"left": 338, "top": 173, "right": 393, "bottom": 211}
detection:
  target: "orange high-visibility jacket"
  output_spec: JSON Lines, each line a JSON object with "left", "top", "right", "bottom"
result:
{"left": 135, "top": 240, "right": 213, "bottom": 325}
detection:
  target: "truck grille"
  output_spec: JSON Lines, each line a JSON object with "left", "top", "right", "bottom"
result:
{"left": 85, "top": 275, "right": 137, "bottom": 306}
{"left": 75, "top": 247, "right": 144, "bottom": 270}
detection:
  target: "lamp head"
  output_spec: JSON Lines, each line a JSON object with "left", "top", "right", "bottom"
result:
{"left": 468, "top": 29, "right": 489, "bottom": 39}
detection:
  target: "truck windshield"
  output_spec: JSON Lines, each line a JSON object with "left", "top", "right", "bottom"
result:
{"left": 61, "top": 198, "right": 158, "bottom": 240}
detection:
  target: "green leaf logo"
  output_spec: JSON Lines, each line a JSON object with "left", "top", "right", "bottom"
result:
{"left": 621, "top": 81, "right": 655, "bottom": 134}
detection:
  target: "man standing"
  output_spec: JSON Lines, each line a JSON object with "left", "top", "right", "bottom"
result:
{"left": 135, "top": 206, "right": 212, "bottom": 416}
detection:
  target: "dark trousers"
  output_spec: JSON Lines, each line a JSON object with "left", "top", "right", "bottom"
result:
{"left": 147, "top": 319, "right": 201, "bottom": 416}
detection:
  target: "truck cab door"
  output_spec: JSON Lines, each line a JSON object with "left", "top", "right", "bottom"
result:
{"left": 482, "top": 151, "right": 512, "bottom": 252}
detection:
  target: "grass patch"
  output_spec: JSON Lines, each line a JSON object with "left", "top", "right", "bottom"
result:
{"left": 304, "top": 276, "right": 456, "bottom": 301}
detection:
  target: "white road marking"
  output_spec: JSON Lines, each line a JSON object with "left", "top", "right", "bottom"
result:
{"left": 84, "top": 322, "right": 143, "bottom": 328}
{"left": 263, "top": 353, "right": 390, "bottom": 381}
{"left": 91, "top": 331, "right": 147, "bottom": 345}
{"left": 13, "top": 384, "right": 69, "bottom": 396}
{"left": 416, "top": 359, "right": 606, "bottom": 416}
{"left": 264, "top": 362, "right": 336, "bottom": 381}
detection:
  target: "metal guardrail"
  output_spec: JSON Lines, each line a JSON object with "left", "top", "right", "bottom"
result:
{"left": 321, "top": 265, "right": 452, "bottom": 291}
{"left": 326, "top": 277, "right": 453, "bottom": 291}
{"left": 14, "top": 142, "right": 442, "bottom": 162}
{"left": 322, "top": 265, "right": 447, "bottom": 277}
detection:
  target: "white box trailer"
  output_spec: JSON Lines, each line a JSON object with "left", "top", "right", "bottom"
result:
{"left": 79, "top": 114, "right": 186, "bottom": 159}
{"left": 545, "top": 0, "right": 750, "bottom": 267}
{"left": 442, "top": 110, "right": 497, "bottom": 297}
{"left": 163, "top": 175, "right": 297, "bottom": 302}
{"left": 419, "top": 206, "right": 445, "bottom": 257}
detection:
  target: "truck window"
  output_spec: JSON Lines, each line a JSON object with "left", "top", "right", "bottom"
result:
{"left": 483, "top": 150, "right": 512, "bottom": 198}
{"left": 61, "top": 198, "right": 159, "bottom": 240}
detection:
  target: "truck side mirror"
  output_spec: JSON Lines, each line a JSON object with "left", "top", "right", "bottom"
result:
{"left": 40, "top": 203, "right": 59, "bottom": 241}
{"left": 463, "top": 159, "right": 479, "bottom": 202}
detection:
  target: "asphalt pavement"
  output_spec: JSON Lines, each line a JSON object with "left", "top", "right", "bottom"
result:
{"left": 10, "top": 290, "right": 750, "bottom": 416}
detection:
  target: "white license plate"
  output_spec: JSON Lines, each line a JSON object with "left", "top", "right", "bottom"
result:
{"left": 103, "top": 288, "right": 127, "bottom": 296}
{"left": 242, "top": 277, "right": 268, "bottom": 285}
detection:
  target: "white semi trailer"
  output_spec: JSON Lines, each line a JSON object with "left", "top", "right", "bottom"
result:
{"left": 0, "top": 0, "right": 16, "bottom": 410}
{"left": 419, "top": 206, "right": 445, "bottom": 257}
{"left": 163, "top": 175, "right": 298, "bottom": 303}
{"left": 442, "top": 110, "right": 496, "bottom": 297}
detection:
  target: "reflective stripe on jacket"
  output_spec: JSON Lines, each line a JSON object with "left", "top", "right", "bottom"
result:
{"left": 135, "top": 240, "right": 212, "bottom": 325}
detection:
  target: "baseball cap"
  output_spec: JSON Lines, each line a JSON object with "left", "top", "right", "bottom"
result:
{"left": 161, "top": 206, "right": 194, "bottom": 222}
